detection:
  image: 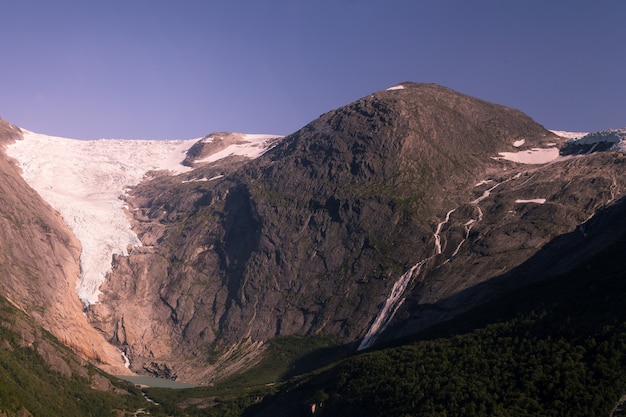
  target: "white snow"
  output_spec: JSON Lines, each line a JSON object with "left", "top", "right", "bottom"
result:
{"left": 7, "top": 129, "right": 282, "bottom": 305}
{"left": 513, "top": 139, "right": 525, "bottom": 147}
{"left": 181, "top": 174, "right": 224, "bottom": 184}
{"left": 515, "top": 198, "right": 547, "bottom": 204}
{"left": 386, "top": 84, "right": 405, "bottom": 91}
{"left": 195, "top": 133, "right": 281, "bottom": 164}
{"left": 474, "top": 179, "right": 493, "bottom": 187}
{"left": 497, "top": 147, "right": 559, "bottom": 164}
{"left": 7, "top": 130, "right": 197, "bottom": 305}
{"left": 550, "top": 130, "right": 588, "bottom": 139}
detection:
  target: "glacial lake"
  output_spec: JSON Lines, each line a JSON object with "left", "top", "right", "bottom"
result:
{"left": 115, "top": 375, "right": 198, "bottom": 389}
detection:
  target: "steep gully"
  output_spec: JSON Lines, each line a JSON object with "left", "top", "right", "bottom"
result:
{"left": 357, "top": 171, "right": 523, "bottom": 350}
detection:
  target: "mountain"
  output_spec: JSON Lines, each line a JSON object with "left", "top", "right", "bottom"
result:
{"left": 0, "top": 118, "right": 165, "bottom": 416}
{"left": 2, "top": 82, "right": 626, "bottom": 414}
{"left": 386, "top": 135, "right": 626, "bottom": 344}
{"left": 81, "top": 82, "right": 620, "bottom": 383}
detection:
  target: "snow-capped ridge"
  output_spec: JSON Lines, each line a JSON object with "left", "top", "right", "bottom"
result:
{"left": 559, "top": 127, "right": 626, "bottom": 155}
{"left": 572, "top": 128, "right": 626, "bottom": 146}
{"left": 550, "top": 130, "right": 588, "bottom": 140}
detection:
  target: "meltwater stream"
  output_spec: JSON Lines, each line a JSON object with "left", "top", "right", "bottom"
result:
{"left": 357, "top": 172, "right": 527, "bottom": 350}
{"left": 357, "top": 259, "right": 430, "bottom": 350}
{"left": 358, "top": 206, "right": 459, "bottom": 350}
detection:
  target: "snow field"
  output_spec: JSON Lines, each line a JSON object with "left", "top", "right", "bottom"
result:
{"left": 497, "top": 147, "right": 560, "bottom": 164}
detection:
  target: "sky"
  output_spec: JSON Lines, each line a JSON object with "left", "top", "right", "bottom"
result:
{"left": 0, "top": 0, "right": 624, "bottom": 140}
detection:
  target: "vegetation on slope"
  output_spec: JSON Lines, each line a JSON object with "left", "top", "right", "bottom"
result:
{"left": 0, "top": 295, "right": 159, "bottom": 417}
{"left": 296, "top": 316, "right": 626, "bottom": 417}
{"left": 4, "top": 218, "right": 626, "bottom": 417}
{"left": 143, "top": 335, "right": 349, "bottom": 417}
{"left": 246, "top": 228, "right": 626, "bottom": 416}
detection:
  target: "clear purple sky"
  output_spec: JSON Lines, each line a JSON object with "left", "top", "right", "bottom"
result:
{"left": 1, "top": 0, "right": 624, "bottom": 139}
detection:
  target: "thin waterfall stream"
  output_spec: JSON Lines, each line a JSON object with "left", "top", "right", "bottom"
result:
{"left": 358, "top": 173, "right": 522, "bottom": 350}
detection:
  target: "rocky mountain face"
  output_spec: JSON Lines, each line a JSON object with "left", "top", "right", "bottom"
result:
{"left": 389, "top": 149, "right": 626, "bottom": 342}
{"left": 4, "top": 83, "right": 626, "bottom": 387}
{"left": 84, "top": 82, "right": 621, "bottom": 384}
{"left": 0, "top": 117, "right": 129, "bottom": 375}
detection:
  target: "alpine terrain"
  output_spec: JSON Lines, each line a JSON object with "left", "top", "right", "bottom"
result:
{"left": 2, "top": 82, "right": 626, "bottom": 416}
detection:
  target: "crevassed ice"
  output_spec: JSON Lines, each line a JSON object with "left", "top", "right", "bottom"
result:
{"left": 7, "top": 131, "right": 196, "bottom": 305}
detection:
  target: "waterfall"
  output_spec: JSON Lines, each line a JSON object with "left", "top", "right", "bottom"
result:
{"left": 358, "top": 173, "right": 523, "bottom": 350}
{"left": 358, "top": 259, "right": 429, "bottom": 350}
{"left": 434, "top": 208, "right": 456, "bottom": 255}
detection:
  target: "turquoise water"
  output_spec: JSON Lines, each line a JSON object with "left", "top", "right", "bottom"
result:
{"left": 115, "top": 375, "right": 197, "bottom": 389}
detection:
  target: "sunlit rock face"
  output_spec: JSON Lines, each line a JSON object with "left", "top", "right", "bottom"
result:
{"left": 0, "top": 118, "right": 131, "bottom": 375}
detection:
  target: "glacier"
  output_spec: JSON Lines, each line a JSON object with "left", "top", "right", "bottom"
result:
{"left": 7, "top": 130, "right": 197, "bottom": 305}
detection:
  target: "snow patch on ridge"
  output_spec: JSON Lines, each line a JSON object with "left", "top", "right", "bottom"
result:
{"left": 7, "top": 130, "right": 196, "bottom": 305}
{"left": 195, "top": 133, "right": 282, "bottom": 164}
{"left": 496, "top": 147, "right": 559, "bottom": 164}
{"left": 516, "top": 198, "right": 547, "bottom": 204}
{"left": 181, "top": 174, "right": 224, "bottom": 184}
{"left": 550, "top": 130, "right": 588, "bottom": 139}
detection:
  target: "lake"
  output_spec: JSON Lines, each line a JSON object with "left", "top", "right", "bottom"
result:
{"left": 115, "top": 375, "right": 198, "bottom": 389}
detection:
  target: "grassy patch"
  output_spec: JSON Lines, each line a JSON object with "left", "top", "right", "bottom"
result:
{"left": 145, "top": 335, "right": 349, "bottom": 416}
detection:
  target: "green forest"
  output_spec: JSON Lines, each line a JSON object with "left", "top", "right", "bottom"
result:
{"left": 243, "top": 232, "right": 626, "bottom": 417}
